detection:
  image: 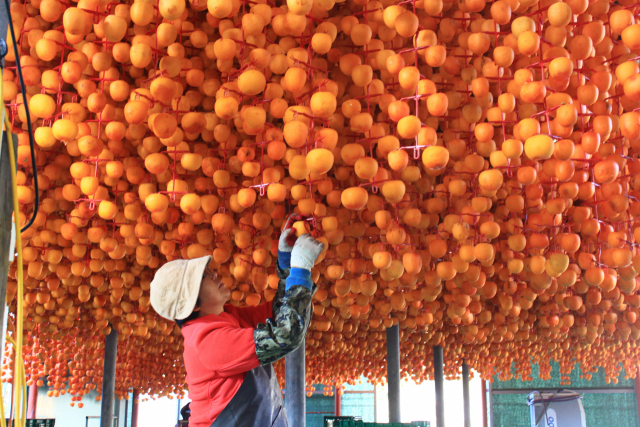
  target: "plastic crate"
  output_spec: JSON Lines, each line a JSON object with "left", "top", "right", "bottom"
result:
{"left": 341, "top": 419, "right": 363, "bottom": 427}
{"left": 411, "top": 422, "right": 431, "bottom": 427}
{"left": 6, "top": 420, "right": 55, "bottom": 427}
{"left": 324, "top": 416, "right": 355, "bottom": 427}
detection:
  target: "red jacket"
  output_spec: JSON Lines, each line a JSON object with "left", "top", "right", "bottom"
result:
{"left": 181, "top": 303, "right": 273, "bottom": 427}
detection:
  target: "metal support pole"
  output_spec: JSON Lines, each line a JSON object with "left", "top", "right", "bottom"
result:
{"left": 462, "top": 362, "right": 470, "bottom": 427}
{"left": 334, "top": 388, "right": 341, "bottom": 416}
{"left": 488, "top": 380, "right": 494, "bottom": 427}
{"left": 100, "top": 327, "right": 118, "bottom": 427}
{"left": 285, "top": 339, "right": 305, "bottom": 427}
{"left": 124, "top": 396, "right": 128, "bottom": 427}
{"left": 386, "top": 325, "right": 401, "bottom": 423}
{"left": 481, "top": 379, "right": 487, "bottom": 427}
{"left": 374, "top": 385, "right": 377, "bottom": 422}
{"left": 9, "top": 383, "right": 14, "bottom": 422}
{"left": 433, "top": 345, "right": 444, "bottom": 427}
{"left": 131, "top": 390, "right": 139, "bottom": 427}
{"left": 27, "top": 384, "right": 37, "bottom": 418}
{"left": 114, "top": 395, "right": 121, "bottom": 427}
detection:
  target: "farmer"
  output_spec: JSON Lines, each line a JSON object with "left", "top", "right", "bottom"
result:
{"left": 150, "top": 215, "right": 324, "bottom": 427}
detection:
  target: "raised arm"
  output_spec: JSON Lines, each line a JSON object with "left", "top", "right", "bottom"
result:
{"left": 253, "top": 233, "right": 324, "bottom": 365}
{"left": 234, "top": 223, "right": 296, "bottom": 327}
{"left": 272, "top": 215, "right": 298, "bottom": 315}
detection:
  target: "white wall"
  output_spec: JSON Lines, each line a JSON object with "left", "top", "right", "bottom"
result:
{"left": 137, "top": 396, "right": 183, "bottom": 427}
{"left": 0, "top": 381, "right": 178, "bottom": 427}
{"left": 375, "top": 376, "right": 484, "bottom": 427}
{"left": 35, "top": 387, "right": 131, "bottom": 427}
{"left": 36, "top": 388, "right": 104, "bottom": 427}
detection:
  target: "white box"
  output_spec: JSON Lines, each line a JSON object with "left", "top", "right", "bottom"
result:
{"left": 527, "top": 390, "right": 586, "bottom": 427}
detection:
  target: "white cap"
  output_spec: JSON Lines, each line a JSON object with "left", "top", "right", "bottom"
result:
{"left": 150, "top": 255, "right": 212, "bottom": 321}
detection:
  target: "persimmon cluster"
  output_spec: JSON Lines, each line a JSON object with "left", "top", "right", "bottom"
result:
{"left": 3, "top": 0, "right": 640, "bottom": 402}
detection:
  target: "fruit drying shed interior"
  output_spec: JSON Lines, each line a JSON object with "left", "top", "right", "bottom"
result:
{"left": 1, "top": 0, "right": 640, "bottom": 422}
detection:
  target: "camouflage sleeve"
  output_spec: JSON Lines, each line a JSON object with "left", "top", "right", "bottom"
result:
{"left": 254, "top": 285, "right": 313, "bottom": 365}
{"left": 271, "top": 261, "right": 317, "bottom": 315}
{"left": 271, "top": 261, "right": 289, "bottom": 315}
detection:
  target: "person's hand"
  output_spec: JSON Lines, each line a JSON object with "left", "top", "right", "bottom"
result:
{"left": 291, "top": 234, "right": 325, "bottom": 271}
{"left": 279, "top": 214, "right": 302, "bottom": 253}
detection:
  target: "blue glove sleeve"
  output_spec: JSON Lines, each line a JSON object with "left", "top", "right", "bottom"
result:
{"left": 278, "top": 250, "right": 291, "bottom": 270}
{"left": 285, "top": 268, "right": 312, "bottom": 291}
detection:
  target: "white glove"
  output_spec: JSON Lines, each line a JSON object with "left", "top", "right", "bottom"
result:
{"left": 291, "top": 234, "right": 325, "bottom": 271}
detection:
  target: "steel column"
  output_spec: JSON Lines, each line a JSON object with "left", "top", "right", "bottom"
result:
{"left": 124, "top": 396, "right": 128, "bottom": 427}
{"left": 334, "top": 387, "right": 341, "bottom": 416}
{"left": 481, "top": 379, "right": 487, "bottom": 427}
{"left": 285, "top": 339, "right": 306, "bottom": 427}
{"left": 433, "top": 345, "right": 444, "bottom": 427}
{"left": 488, "top": 380, "right": 494, "bottom": 427}
{"left": 462, "top": 362, "right": 470, "bottom": 427}
{"left": 113, "top": 395, "right": 121, "bottom": 427}
{"left": 27, "top": 384, "right": 37, "bottom": 419}
{"left": 386, "top": 325, "right": 401, "bottom": 423}
{"left": 131, "top": 390, "right": 139, "bottom": 427}
{"left": 100, "top": 327, "right": 118, "bottom": 427}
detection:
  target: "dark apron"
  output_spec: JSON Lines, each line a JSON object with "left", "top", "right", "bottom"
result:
{"left": 210, "top": 364, "right": 288, "bottom": 427}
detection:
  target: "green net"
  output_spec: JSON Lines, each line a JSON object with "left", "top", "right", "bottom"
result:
{"left": 342, "top": 379, "right": 376, "bottom": 422}
{"left": 343, "top": 381, "right": 375, "bottom": 391}
{"left": 306, "top": 385, "right": 336, "bottom": 427}
{"left": 492, "top": 362, "right": 635, "bottom": 389}
{"left": 342, "top": 391, "right": 375, "bottom": 422}
{"left": 491, "top": 362, "right": 638, "bottom": 427}
{"left": 306, "top": 380, "right": 377, "bottom": 426}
